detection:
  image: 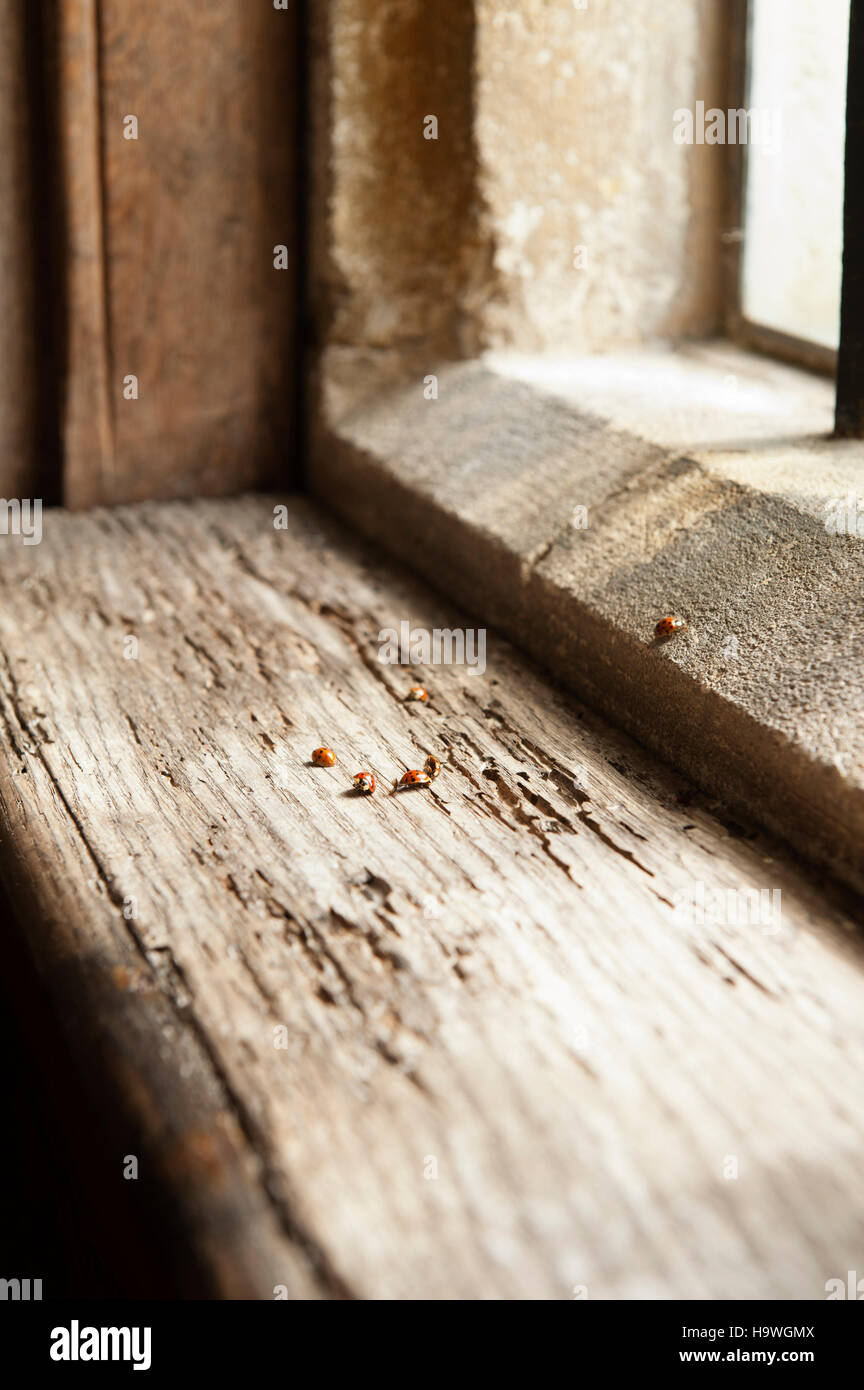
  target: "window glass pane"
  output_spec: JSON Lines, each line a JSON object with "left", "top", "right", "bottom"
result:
{"left": 741, "top": 0, "right": 850, "bottom": 350}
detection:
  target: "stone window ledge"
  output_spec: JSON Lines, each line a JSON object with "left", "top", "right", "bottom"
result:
{"left": 311, "top": 342, "right": 864, "bottom": 894}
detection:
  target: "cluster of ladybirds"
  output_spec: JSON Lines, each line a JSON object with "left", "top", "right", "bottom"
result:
{"left": 311, "top": 620, "right": 684, "bottom": 797}
{"left": 311, "top": 685, "right": 441, "bottom": 796}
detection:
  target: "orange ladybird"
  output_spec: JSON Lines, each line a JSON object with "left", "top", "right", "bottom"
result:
{"left": 396, "top": 769, "right": 432, "bottom": 790}
{"left": 311, "top": 747, "right": 337, "bottom": 767}
{"left": 423, "top": 755, "right": 442, "bottom": 780}
{"left": 352, "top": 771, "right": 376, "bottom": 795}
{"left": 406, "top": 686, "right": 429, "bottom": 703}
{"left": 654, "top": 616, "right": 687, "bottom": 639}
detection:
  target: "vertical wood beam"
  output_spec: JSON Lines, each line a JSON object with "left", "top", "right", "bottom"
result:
{"left": 0, "top": 1, "right": 41, "bottom": 497}
{"left": 57, "top": 1, "right": 299, "bottom": 507}
{"left": 57, "top": 0, "right": 116, "bottom": 503}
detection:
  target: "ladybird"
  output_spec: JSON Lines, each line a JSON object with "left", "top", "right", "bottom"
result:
{"left": 654, "top": 615, "right": 687, "bottom": 639}
{"left": 406, "top": 685, "right": 429, "bottom": 703}
{"left": 423, "top": 755, "right": 442, "bottom": 780}
{"left": 396, "top": 769, "right": 432, "bottom": 790}
{"left": 352, "top": 770, "right": 376, "bottom": 795}
{"left": 311, "top": 747, "right": 337, "bottom": 767}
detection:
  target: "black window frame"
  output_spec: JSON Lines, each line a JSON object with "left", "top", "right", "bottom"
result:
{"left": 724, "top": 0, "right": 860, "bottom": 411}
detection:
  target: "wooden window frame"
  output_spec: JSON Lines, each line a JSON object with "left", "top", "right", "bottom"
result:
{"left": 723, "top": 0, "right": 843, "bottom": 383}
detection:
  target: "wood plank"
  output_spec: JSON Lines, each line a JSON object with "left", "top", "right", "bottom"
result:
{"left": 0, "top": 0, "right": 40, "bottom": 496}
{"left": 56, "top": 0, "right": 115, "bottom": 500}
{"left": 57, "top": 1, "right": 299, "bottom": 506}
{"left": 0, "top": 495, "right": 862, "bottom": 1298}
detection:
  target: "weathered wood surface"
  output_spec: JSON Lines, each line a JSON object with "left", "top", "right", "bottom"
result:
{"left": 0, "top": 495, "right": 862, "bottom": 1299}
{"left": 57, "top": 1, "right": 298, "bottom": 507}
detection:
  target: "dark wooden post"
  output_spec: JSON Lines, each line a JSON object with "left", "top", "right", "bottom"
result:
{"left": 0, "top": 1, "right": 39, "bottom": 498}
{"left": 836, "top": 2, "right": 864, "bottom": 434}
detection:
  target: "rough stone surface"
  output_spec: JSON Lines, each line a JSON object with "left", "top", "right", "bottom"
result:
{"left": 309, "top": 0, "right": 730, "bottom": 423}
{"left": 487, "top": 340, "right": 835, "bottom": 450}
{"left": 474, "top": 0, "right": 728, "bottom": 351}
{"left": 309, "top": 0, "right": 497, "bottom": 420}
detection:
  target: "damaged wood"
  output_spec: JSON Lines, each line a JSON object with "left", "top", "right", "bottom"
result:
{"left": 0, "top": 494, "right": 862, "bottom": 1298}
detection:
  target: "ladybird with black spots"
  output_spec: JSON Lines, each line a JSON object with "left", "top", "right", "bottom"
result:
{"left": 395, "top": 769, "right": 432, "bottom": 791}
{"left": 311, "top": 747, "right": 337, "bottom": 767}
{"left": 654, "top": 616, "right": 687, "bottom": 640}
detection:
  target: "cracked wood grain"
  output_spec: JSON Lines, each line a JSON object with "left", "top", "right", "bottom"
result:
{"left": 0, "top": 494, "right": 862, "bottom": 1298}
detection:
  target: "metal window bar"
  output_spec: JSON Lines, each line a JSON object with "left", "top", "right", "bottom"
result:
{"left": 836, "top": 1, "right": 864, "bottom": 433}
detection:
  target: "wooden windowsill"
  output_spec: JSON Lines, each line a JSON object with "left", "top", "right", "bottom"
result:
{"left": 0, "top": 492, "right": 863, "bottom": 1298}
